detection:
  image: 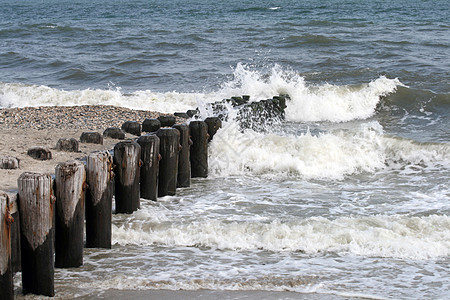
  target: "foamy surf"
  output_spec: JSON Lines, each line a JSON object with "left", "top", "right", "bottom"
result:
{"left": 213, "top": 63, "right": 403, "bottom": 122}
{"left": 112, "top": 214, "right": 450, "bottom": 260}
{"left": 208, "top": 121, "right": 450, "bottom": 179}
{"left": 0, "top": 82, "right": 205, "bottom": 113}
{"left": 1, "top": 64, "right": 402, "bottom": 123}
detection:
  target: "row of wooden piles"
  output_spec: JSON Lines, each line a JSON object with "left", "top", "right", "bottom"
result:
{"left": 0, "top": 116, "right": 222, "bottom": 298}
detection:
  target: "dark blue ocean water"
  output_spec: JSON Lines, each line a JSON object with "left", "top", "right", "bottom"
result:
{"left": 1, "top": 1, "right": 449, "bottom": 299}
{"left": 1, "top": 0, "right": 449, "bottom": 93}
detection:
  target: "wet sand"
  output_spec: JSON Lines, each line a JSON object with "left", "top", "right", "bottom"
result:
{"left": 75, "top": 289, "right": 355, "bottom": 300}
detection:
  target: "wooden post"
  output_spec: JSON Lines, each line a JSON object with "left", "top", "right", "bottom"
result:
{"left": 189, "top": 121, "right": 209, "bottom": 178}
{"left": 0, "top": 156, "right": 20, "bottom": 169}
{"left": 142, "top": 118, "right": 161, "bottom": 133}
{"left": 86, "top": 151, "right": 114, "bottom": 248}
{"left": 103, "top": 127, "right": 126, "bottom": 140}
{"left": 156, "top": 128, "right": 180, "bottom": 197}
{"left": 80, "top": 132, "right": 103, "bottom": 144}
{"left": 121, "top": 121, "right": 141, "bottom": 136}
{"left": 27, "top": 147, "right": 52, "bottom": 160}
{"left": 54, "top": 161, "right": 86, "bottom": 268}
{"left": 204, "top": 117, "right": 222, "bottom": 142}
{"left": 173, "top": 124, "right": 191, "bottom": 188}
{"left": 137, "top": 135, "right": 160, "bottom": 201}
{"left": 114, "top": 141, "right": 141, "bottom": 214}
{"left": 7, "top": 192, "right": 21, "bottom": 274}
{"left": 17, "top": 172, "right": 54, "bottom": 297}
{"left": 55, "top": 138, "right": 79, "bottom": 152}
{"left": 158, "top": 115, "right": 176, "bottom": 127}
{"left": 0, "top": 192, "right": 13, "bottom": 300}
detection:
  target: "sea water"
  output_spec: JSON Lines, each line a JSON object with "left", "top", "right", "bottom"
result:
{"left": 0, "top": 0, "right": 449, "bottom": 299}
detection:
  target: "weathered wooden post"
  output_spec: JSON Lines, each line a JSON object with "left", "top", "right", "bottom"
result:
{"left": 121, "top": 121, "right": 141, "bottom": 136}
{"left": 17, "top": 172, "right": 54, "bottom": 297}
{"left": 7, "top": 192, "right": 21, "bottom": 274}
{"left": 189, "top": 121, "right": 209, "bottom": 178}
{"left": 156, "top": 128, "right": 180, "bottom": 197}
{"left": 54, "top": 161, "right": 86, "bottom": 268}
{"left": 186, "top": 109, "right": 199, "bottom": 118}
{"left": 114, "top": 141, "right": 141, "bottom": 214}
{"left": 137, "top": 135, "right": 160, "bottom": 201}
{"left": 158, "top": 115, "right": 176, "bottom": 127}
{"left": 0, "top": 192, "right": 13, "bottom": 300}
{"left": 55, "top": 138, "right": 79, "bottom": 152}
{"left": 204, "top": 117, "right": 222, "bottom": 142}
{"left": 80, "top": 132, "right": 103, "bottom": 144}
{"left": 173, "top": 124, "right": 191, "bottom": 188}
{"left": 86, "top": 151, "right": 114, "bottom": 248}
{"left": 142, "top": 118, "right": 161, "bottom": 133}
{"left": 103, "top": 127, "right": 126, "bottom": 140}
{"left": 27, "top": 147, "right": 52, "bottom": 160}
{"left": 0, "top": 156, "right": 20, "bottom": 169}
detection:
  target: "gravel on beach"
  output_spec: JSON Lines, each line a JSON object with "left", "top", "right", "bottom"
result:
{"left": 0, "top": 105, "right": 186, "bottom": 191}
{"left": 0, "top": 105, "right": 179, "bottom": 130}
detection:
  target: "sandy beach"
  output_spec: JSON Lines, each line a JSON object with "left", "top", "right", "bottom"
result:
{"left": 0, "top": 105, "right": 178, "bottom": 191}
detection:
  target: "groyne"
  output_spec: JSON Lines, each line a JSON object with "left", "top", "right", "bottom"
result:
{"left": 0, "top": 95, "right": 286, "bottom": 297}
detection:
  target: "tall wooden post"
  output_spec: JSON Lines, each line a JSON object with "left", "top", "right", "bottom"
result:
{"left": 55, "top": 161, "right": 86, "bottom": 268}
{"left": 17, "top": 172, "right": 55, "bottom": 297}
{"left": 0, "top": 192, "right": 13, "bottom": 300}
{"left": 204, "top": 117, "right": 222, "bottom": 142}
{"left": 86, "top": 151, "right": 114, "bottom": 248}
{"left": 189, "top": 121, "right": 209, "bottom": 178}
{"left": 137, "top": 135, "right": 160, "bottom": 201}
{"left": 114, "top": 141, "right": 141, "bottom": 214}
{"left": 8, "top": 192, "right": 21, "bottom": 274}
{"left": 173, "top": 124, "right": 191, "bottom": 187}
{"left": 156, "top": 128, "right": 180, "bottom": 197}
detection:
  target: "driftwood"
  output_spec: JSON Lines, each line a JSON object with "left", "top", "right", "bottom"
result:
{"left": 55, "top": 161, "right": 86, "bottom": 268}
{"left": 17, "top": 172, "right": 55, "bottom": 297}
{"left": 86, "top": 151, "right": 114, "bottom": 248}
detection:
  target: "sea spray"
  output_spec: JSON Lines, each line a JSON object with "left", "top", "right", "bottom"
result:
{"left": 208, "top": 121, "right": 387, "bottom": 179}
{"left": 1, "top": 65, "right": 402, "bottom": 122}
{"left": 112, "top": 213, "right": 450, "bottom": 260}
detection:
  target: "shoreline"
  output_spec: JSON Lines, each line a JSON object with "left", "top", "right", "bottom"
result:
{"left": 0, "top": 105, "right": 182, "bottom": 191}
{"left": 72, "top": 289, "right": 356, "bottom": 300}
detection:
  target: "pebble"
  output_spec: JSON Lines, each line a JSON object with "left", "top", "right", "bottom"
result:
{"left": 0, "top": 105, "right": 182, "bottom": 130}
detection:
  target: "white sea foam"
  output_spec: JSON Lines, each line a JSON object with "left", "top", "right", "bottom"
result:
{"left": 208, "top": 122, "right": 385, "bottom": 179}
{"left": 113, "top": 214, "right": 450, "bottom": 260}
{"left": 0, "top": 82, "right": 205, "bottom": 113}
{"left": 214, "top": 63, "right": 403, "bottom": 122}
{"left": 0, "top": 64, "right": 402, "bottom": 123}
{"left": 208, "top": 120, "right": 450, "bottom": 179}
